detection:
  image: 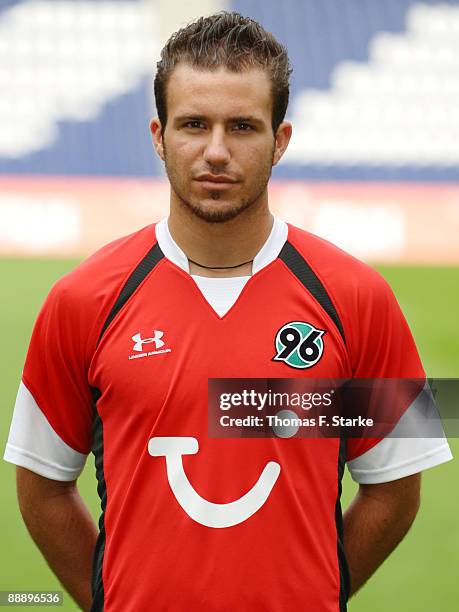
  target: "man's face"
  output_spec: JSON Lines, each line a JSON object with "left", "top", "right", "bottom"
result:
{"left": 151, "top": 63, "right": 291, "bottom": 223}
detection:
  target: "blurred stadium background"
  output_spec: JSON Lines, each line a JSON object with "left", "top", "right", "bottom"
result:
{"left": 0, "top": 0, "right": 458, "bottom": 610}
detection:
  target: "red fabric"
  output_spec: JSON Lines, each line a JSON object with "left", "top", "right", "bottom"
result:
{"left": 22, "top": 223, "right": 424, "bottom": 611}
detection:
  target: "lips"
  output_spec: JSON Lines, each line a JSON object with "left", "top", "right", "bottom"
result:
{"left": 196, "top": 174, "right": 238, "bottom": 184}
{"left": 195, "top": 174, "right": 239, "bottom": 191}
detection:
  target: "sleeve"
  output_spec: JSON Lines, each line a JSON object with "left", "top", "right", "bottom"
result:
{"left": 344, "top": 271, "right": 453, "bottom": 482}
{"left": 3, "top": 279, "right": 95, "bottom": 481}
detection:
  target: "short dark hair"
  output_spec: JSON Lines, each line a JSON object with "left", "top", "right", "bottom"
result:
{"left": 154, "top": 12, "right": 292, "bottom": 133}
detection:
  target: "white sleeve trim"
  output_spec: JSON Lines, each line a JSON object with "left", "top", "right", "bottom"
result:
{"left": 347, "top": 381, "right": 453, "bottom": 483}
{"left": 347, "top": 440, "right": 453, "bottom": 484}
{"left": 3, "top": 381, "right": 88, "bottom": 482}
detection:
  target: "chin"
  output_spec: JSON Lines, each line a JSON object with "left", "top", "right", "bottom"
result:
{"left": 185, "top": 198, "right": 251, "bottom": 223}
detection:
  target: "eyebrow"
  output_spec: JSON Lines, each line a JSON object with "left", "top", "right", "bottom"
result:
{"left": 229, "top": 116, "right": 263, "bottom": 124}
{"left": 174, "top": 115, "right": 206, "bottom": 122}
{"left": 173, "top": 114, "right": 263, "bottom": 125}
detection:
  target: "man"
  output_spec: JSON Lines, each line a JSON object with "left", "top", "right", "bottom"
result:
{"left": 4, "top": 12, "right": 452, "bottom": 612}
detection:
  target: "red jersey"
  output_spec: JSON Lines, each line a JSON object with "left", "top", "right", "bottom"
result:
{"left": 13, "top": 222, "right": 429, "bottom": 611}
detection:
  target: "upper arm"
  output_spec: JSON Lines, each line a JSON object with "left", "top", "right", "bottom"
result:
{"left": 16, "top": 466, "right": 77, "bottom": 513}
{"left": 358, "top": 472, "right": 421, "bottom": 516}
{"left": 359, "top": 473, "right": 421, "bottom": 507}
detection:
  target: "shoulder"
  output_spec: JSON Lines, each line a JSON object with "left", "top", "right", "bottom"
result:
{"left": 285, "top": 223, "right": 389, "bottom": 297}
{"left": 36, "top": 224, "right": 159, "bottom": 358}
{"left": 50, "top": 223, "right": 157, "bottom": 302}
{"left": 284, "top": 224, "right": 406, "bottom": 368}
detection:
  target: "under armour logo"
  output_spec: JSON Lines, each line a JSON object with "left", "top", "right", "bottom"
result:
{"left": 132, "top": 331, "right": 164, "bottom": 352}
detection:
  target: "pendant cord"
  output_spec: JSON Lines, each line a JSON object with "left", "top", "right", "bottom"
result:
{"left": 187, "top": 257, "right": 253, "bottom": 270}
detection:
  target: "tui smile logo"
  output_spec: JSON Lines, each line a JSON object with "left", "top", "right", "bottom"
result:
{"left": 273, "top": 321, "right": 325, "bottom": 369}
{"left": 148, "top": 437, "right": 280, "bottom": 528}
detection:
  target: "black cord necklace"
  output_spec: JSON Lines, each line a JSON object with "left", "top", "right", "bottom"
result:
{"left": 187, "top": 257, "right": 253, "bottom": 270}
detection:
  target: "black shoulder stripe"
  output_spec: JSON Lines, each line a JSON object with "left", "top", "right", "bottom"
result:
{"left": 90, "top": 387, "right": 105, "bottom": 612}
{"left": 336, "top": 434, "right": 350, "bottom": 609}
{"left": 91, "top": 243, "right": 163, "bottom": 610}
{"left": 279, "top": 241, "right": 346, "bottom": 344}
{"left": 97, "top": 243, "right": 164, "bottom": 346}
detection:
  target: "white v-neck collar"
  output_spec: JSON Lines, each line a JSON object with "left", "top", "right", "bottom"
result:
{"left": 155, "top": 215, "right": 288, "bottom": 275}
{"left": 155, "top": 216, "right": 288, "bottom": 317}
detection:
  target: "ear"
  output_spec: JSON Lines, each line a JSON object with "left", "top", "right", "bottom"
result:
{"left": 272, "top": 120, "right": 292, "bottom": 166}
{"left": 150, "top": 117, "right": 165, "bottom": 161}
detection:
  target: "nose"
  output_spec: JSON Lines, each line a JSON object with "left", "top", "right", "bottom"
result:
{"left": 203, "top": 126, "right": 230, "bottom": 167}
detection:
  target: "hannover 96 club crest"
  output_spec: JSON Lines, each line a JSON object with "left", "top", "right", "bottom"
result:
{"left": 273, "top": 321, "right": 325, "bottom": 369}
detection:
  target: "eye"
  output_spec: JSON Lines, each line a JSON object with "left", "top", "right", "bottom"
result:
{"left": 184, "top": 120, "right": 205, "bottom": 129}
{"left": 233, "top": 122, "right": 253, "bottom": 132}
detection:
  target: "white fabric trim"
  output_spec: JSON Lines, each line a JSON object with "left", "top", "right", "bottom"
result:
{"left": 155, "top": 216, "right": 288, "bottom": 317}
{"left": 191, "top": 275, "right": 249, "bottom": 317}
{"left": 3, "top": 381, "right": 87, "bottom": 481}
{"left": 155, "top": 217, "right": 189, "bottom": 272}
{"left": 155, "top": 216, "right": 288, "bottom": 275}
{"left": 252, "top": 217, "right": 288, "bottom": 274}
{"left": 347, "top": 441, "right": 452, "bottom": 484}
{"left": 348, "top": 384, "right": 453, "bottom": 483}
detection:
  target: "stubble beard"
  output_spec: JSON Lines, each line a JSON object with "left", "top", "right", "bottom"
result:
{"left": 163, "top": 145, "right": 275, "bottom": 224}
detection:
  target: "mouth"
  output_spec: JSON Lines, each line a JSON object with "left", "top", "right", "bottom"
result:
{"left": 195, "top": 174, "right": 239, "bottom": 190}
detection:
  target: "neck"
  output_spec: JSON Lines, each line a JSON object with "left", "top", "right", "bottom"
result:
{"left": 168, "top": 195, "right": 273, "bottom": 278}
